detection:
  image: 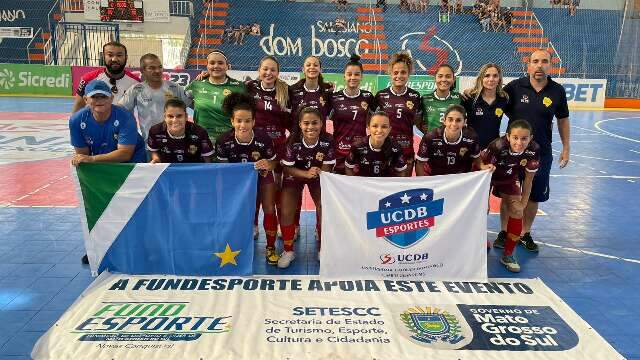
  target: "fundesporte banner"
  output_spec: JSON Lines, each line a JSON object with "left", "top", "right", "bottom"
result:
{"left": 31, "top": 273, "right": 622, "bottom": 359}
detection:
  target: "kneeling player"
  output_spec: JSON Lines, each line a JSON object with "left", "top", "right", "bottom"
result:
{"left": 415, "top": 104, "right": 493, "bottom": 176}
{"left": 345, "top": 111, "right": 407, "bottom": 177}
{"left": 481, "top": 120, "right": 540, "bottom": 272}
{"left": 147, "top": 98, "right": 214, "bottom": 163}
{"left": 216, "top": 93, "right": 279, "bottom": 265}
{"left": 279, "top": 107, "right": 335, "bottom": 268}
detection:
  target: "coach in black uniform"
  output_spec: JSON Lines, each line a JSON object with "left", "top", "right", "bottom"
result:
{"left": 502, "top": 49, "right": 570, "bottom": 252}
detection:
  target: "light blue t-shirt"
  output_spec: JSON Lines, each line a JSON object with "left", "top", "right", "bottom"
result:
{"left": 69, "top": 105, "right": 147, "bottom": 163}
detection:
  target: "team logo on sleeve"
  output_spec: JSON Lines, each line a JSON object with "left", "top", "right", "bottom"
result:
{"left": 319, "top": 96, "right": 326, "bottom": 106}
{"left": 315, "top": 152, "right": 324, "bottom": 161}
{"left": 80, "top": 122, "right": 86, "bottom": 130}
{"left": 361, "top": 101, "right": 369, "bottom": 110}
{"left": 406, "top": 101, "right": 414, "bottom": 110}
{"left": 189, "top": 145, "right": 198, "bottom": 155}
{"left": 543, "top": 96, "right": 553, "bottom": 107}
{"left": 459, "top": 147, "right": 468, "bottom": 156}
{"left": 366, "top": 189, "right": 444, "bottom": 248}
{"left": 113, "top": 120, "right": 120, "bottom": 127}
{"left": 521, "top": 95, "right": 529, "bottom": 104}
{"left": 223, "top": 89, "right": 231, "bottom": 96}
{"left": 520, "top": 159, "right": 528, "bottom": 166}
{"left": 495, "top": 108, "right": 504, "bottom": 116}
{"left": 251, "top": 151, "right": 261, "bottom": 160}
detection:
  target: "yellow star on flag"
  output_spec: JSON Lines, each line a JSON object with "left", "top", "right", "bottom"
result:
{"left": 214, "top": 243, "right": 241, "bottom": 267}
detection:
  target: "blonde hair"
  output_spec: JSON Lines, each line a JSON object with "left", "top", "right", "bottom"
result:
{"left": 388, "top": 51, "right": 413, "bottom": 74}
{"left": 470, "top": 63, "right": 508, "bottom": 100}
{"left": 259, "top": 56, "right": 289, "bottom": 109}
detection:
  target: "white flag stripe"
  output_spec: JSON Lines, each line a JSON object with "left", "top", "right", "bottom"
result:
{"left": 86, "top": 164, "right": 169, "bottom": 276}
{"left": 320, "top": 171, "right": 492, "bottom": 281}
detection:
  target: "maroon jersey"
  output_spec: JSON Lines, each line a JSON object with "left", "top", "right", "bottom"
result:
{"left": 281, "top": 134, "right": 335, "bottom": 181}
{"left": 215, "top": 129, "right": 276, "bottom": 163}
{"left": 288, "top": 82, "right": 332, "bottom": 127}
{"left": 147, "top": 121, "right": 213, "bottom": 163}
{"left": 246, "top": 80, "right": 290, "bottom": 145}
{"left": 329, "top": 89, "right": 375, "bottom": 158}
{"left": 416, "top": 126, "right": 481, "bottom": 175}
{"left": 481, "top": 136, "right": 540, "bottom": 184}
{"left": 345, "top": 136, "right": 407, "bottom": 177}
{"left": 374, "top": 87, "right": 422, "bottom": 155}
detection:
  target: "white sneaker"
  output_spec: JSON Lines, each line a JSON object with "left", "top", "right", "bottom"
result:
{"left": 277, "top": 251, "right": 296, "bottom": 268}
{"left": 253, "top": 225, "right": 259, "bottom": 241}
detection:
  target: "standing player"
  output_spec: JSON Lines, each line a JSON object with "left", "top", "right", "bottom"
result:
{"left": 345, "top": 111, "right": 407, "bottom": 177}
{"left": 415, "top": 104, "right": 492, "bottom": 176}
{"left": 246, "top": 56, "right": 290, "bottom": 239}
{"left": 287, "top": 56, "right": 334, "bottom": 239}
{"left": 328, "top": 55, "right": 375, "bottom": 174}
{"left": 499, "top": 50, "right": 570, "bottom": 252}
{"left": 421, "top": 63, "right": 461, "bottom": 133}
{"left": 481, "top": 120, "right": 540, "bottom": 272}
{"left": 374, "top": 52, "right": 423, "bottom": 175}
{"left": 186, "top": 50, "right": 246, "bottom": 141}
{"left": 279, "top": 107, "right": 335, "bottom": 268}
{"left": 72, "top": 42, "right": 140, "bottom": 113}
{"left": 118, "top": 53, "right": 192, "bottom": 141}
{"left": 461, "top": 63, "right": 509, "bottom": 150}
{"left": 147, "top": 98, "right": 213, "bottom": 163}
{"left": 216, "top": 93, "right": 280, "bottom": 265}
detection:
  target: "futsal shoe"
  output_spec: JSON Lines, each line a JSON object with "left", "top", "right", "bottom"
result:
{"left": 520, "top": 232, "right": 539, "bottom": 252}
{"left": 81, "top": 254, "right": 89, "bottom": 264}
{"left": 277, "top": 251, "right": 296, "bottom": 268}
{"left": 500, "top": 255, "right": 521, "bottom": 273}
{"left": 253, "top": 225, "right": 259, "bottom": 241}
{"left": 493, "top": 231, "right": 507, "bottom": 249}
{"left": 266, "top": 247, "right": 280, "bottom": 265}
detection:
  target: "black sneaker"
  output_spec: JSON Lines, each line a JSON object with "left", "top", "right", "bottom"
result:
{"left": 520, "top": 232, "right": 539, "bottom": 252}
{"left": 493, "top": 231, "right": 507, "bottom": 249}
{"left": 81, "top": 254, "right": 89, "bottom": 264}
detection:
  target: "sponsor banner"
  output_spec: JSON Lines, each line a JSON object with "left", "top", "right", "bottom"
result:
{"left": 322, "top": 73, "right": 378, "bottom": 93}
{"left": 320, "top": 171, "right": 490, "bottom": 281}
{"left": 0, "top": 26, "right": 33, "bottom": 38}
{"left": 377, "top": 75, "right": 459, "bottom": 95}
{"left": 71, "top": 66, "right": 200, "bottom": 95}
{"left": 460, "top": 76, "right": 607, "bottom": 109}
{"left": 31, "top": 273, "right": 622, "bottom": 359}
{"left": 227, "top": 70, "right": 301, "bottom": 85}
{"left": 0, "top": 64, "right": 72, "bottom": 96}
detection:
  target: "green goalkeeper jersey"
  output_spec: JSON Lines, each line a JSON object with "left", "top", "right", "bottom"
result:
{"left": 421, "top": 90, "right": 461, "bottom": 131}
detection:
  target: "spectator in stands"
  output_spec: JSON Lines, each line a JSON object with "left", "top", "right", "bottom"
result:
{"left": 72, "top": 42, "right": 140, "bottom": 113}
{"left": 503, "top": 7, "right": 513, "bottom": 29}
{"left": 376, "top": 0, "right": 387, "bottom": 12}
{"left": 400, "top": 0, "right": 410, "bottom": 12}
{"left": 419, "top": 0, "right": 428, "bottom": 13}
{"left": 334, "top": 17, "right": 347, "bottom": 33}
{"left": 480, "top": 13, "right": 491, "bottom": 31}
{"left": 455, "top": 0, "right": 463, "bottom": 14}
{"left": 568, "top": 0, "right": 578, "bottom": 16}
{"left": 337, "top": 0, "right": 348, "bottom": 11}
{"left": 118, "top": 53, "right": 192, "bottom": 141}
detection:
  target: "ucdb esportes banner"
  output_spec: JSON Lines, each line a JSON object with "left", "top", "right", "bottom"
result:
{"left": 0, "top": 64, "right": 72, "bottom": 96}
{"left": 31, "top": 273, "right": 623, "bottom": 359}
{"left": 320, "top": 171, "right": 491, "bottom": 281}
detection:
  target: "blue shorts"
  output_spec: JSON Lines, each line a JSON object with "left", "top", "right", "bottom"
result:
{"left": 528, "top": 153, "right": 552, "bottom": 203}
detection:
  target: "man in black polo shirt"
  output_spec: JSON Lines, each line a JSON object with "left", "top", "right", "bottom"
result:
{"left": 495, "top": 49, "right": 570, "bottom": 252}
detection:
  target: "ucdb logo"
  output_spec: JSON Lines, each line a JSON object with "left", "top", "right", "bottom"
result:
{"left": 0, "top": 69, "right": 15, "bottom": 90}
{"left": 366, "top": 188, "right": 444, "bottom": 248}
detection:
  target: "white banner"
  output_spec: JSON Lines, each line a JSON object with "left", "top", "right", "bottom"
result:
{"left": 459, "top": 76, "right": 607, "bottom": 109}
{"left": 31, "top": 273, "right": 623, "bottom": 359}
{"left": 319, "top": 171, "right": 491, "bottom": 281}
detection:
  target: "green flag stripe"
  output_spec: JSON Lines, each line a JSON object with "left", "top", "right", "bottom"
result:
{"left": 76, "top": 163, "right": 136, "bottom": 231}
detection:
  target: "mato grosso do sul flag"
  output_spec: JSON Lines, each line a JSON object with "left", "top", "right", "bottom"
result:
{"left": 319, "top": 170, "right": 492, "bottom": 281}
{"left": 74, "top": 163, "right": 257, "bottom": 276}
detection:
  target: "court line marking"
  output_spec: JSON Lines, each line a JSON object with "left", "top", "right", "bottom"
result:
{"left": 593, "top": 117, "right": 640, "bottom": 144}
{"left": 549, "top": 175, "right": 640, "bottom": 179}
{"left": 551, "top": 148, "right": 640, "bottom": 163}
{"left": 630, "top": 150, "right": 640, "bottom": 155}
{"left": 1, "top": 175, "right": 70, "bottom": 207}
{"left": 487, "top": 230, "right": 640, "bottom": 264}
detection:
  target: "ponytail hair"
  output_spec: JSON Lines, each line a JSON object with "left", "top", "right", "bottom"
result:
{"left": 367, "top": 111, "right": 395, "bottom": 161}
{"left": 222, "top": 92, "right": 255, "bottom": 118}
{"left": 388, "top": 51, "right": 413, "bottom": 74}
{"left": 344, "top": 54, "right": 363, "bottom": 72}
{"left": 259, "top": 55, "right": 289, "bottom": 109}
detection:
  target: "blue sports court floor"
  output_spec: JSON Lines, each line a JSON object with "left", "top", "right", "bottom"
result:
{"left": 0, "top": 97, "right": 639, "bottom": 359}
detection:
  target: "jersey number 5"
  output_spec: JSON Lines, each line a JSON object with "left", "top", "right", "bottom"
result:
{"left": 396, "top": 108, "right": 403, "bottom": 119}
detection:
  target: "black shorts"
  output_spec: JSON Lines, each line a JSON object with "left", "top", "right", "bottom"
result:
{"left": 525, "top": 153, "right": 552, "bottom": 203}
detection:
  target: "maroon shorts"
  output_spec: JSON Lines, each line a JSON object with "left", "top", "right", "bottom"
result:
{"left": 273, "top": 139, "right": 287, "bottom": 173}
{"left": 282, "top": 175, "right": 321, "bottom": 193}
{"left": 334, "top": 156, "right": 346, "bottom": 175}
{"left": 258, "top": 170, "right": 275, "bottom": 186}
{"left": 491, "top": 181, "right": 521, "bottom": 198}
{"left": 391, "top": 135, "right": 415, "bottom": 161}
